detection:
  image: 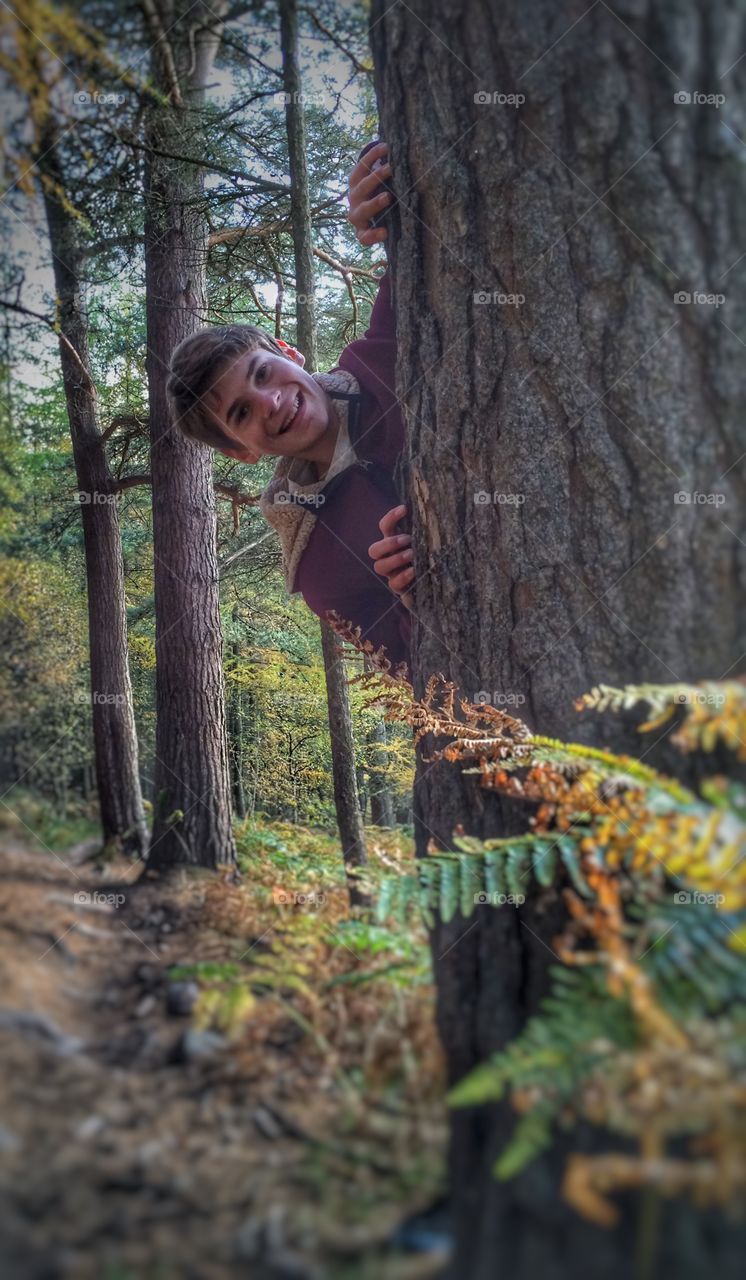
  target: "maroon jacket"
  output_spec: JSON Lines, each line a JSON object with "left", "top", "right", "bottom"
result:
{"left": 292, "top": 271, "right": 412, "bottom": 672}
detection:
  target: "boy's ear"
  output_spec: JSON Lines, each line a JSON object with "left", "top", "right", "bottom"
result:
{"left": 222, "top": 445, "right": 263, "bottom": 464}
{"left": 276, "top": 339, "right": 305, "bottom": 368}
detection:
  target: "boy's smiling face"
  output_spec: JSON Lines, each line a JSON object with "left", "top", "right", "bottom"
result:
{"left": 208, "top": 347, "right": 336, "bottom": 466}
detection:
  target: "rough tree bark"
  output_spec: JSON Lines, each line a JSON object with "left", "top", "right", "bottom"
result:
{"left": 371, "top": 1, "right": 745, "bottom": 1276}
{"left": 143, "top": 0, "right": 236, "bottom": 869}
{"left": 37, "top": 127, "right": 148, "bottom": 859}
{"left": 279, "top": 0, "right": 368, "bottom": 902}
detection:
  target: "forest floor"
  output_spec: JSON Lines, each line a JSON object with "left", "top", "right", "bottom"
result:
{"left": 0, "top": 802, "right": 449, "bottom": 1280}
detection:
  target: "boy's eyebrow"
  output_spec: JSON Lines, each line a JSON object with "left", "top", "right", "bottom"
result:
{"left": 226, "top": 351, "right": 263, "bottom": 426}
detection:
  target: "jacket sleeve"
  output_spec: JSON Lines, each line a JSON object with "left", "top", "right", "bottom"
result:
{"left": 335, "top": 269, "right": 399, "bottom": 420}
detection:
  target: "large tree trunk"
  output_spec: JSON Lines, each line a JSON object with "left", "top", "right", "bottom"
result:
{"left": 143, "top": 0, "right": 236, "bottom": 870}
{"left": 279, "top": 0, "right": 368, "bottom": 902}
{"left": 38, "top": 130, "right": 148, "bottom": 859}
{"left": 371, "top": 1, "right": 745, "bottom": 1276}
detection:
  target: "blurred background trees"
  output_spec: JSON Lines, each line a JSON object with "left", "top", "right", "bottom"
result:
{"left": 0, "top": 0, "right": 412, "bottom": 845}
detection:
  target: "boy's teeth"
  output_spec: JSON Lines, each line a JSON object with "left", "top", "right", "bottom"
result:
{"left": 281, "top": 393, "right": 300, "bottom": 433}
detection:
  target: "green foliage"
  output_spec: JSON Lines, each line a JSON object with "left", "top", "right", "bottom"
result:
{"left": 449, "top": 968, "right": 637, "bottom": 1174}
{"left": 374, "top": 833, "right": 596, "bottom": 927}
{"left": 370, "top": 675, "right": 746, "bottom": 1222}
{"left": 450, "top": 968, "right": 637, "bottom": 1107}
{"left": 631, "top": 898, "right": 746, "bottom": 1016}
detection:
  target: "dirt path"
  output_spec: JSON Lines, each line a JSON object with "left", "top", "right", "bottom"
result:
{"left": 0, "top": 832, "right": 448, "bottom": 1280}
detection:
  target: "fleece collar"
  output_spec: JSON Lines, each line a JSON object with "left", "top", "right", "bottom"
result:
{"left": 259, "top": 368, "right": 363, "bottom": 592}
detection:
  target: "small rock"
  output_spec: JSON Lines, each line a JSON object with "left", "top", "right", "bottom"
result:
{"left": 136, "top": 1138, "right": 166, "bottom": 1164}
{"left": 165, "top": 980, "right": 199, "bottom": 1017}
{"left": 0, "top": 1123, "right": 20, "bottom": 1153}
{"left": 172, "top": 1028, "right": 227, "bottom": 1064}
{"left": 235, "top": 1215, "right": 262, "bottom": 1261}
{"left": 253, "top": 1105, "right": 284, "bottom": 1140}
{"left": 268, "top": 1254, "right": 321, "bottom": 1280}
{"left": 135, "top": 963, "right": 160, "bottom": 988}
{"left": 0, "top": 1008, "right": 83, "bottom": 1057}
{"left": 75, "top": 1114, "right": 105, "bottom": 1140}
{"left": 135, "top": 994, "right": 156, "bottom": 1018}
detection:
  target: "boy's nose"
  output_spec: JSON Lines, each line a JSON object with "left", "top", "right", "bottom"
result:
{"left": 257, "top": 386, "right": 282, "bottom": 420}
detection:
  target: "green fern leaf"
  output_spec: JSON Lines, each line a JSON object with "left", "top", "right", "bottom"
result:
{"left": 532, "top": 839, "right": 557, "bottom": 888}
{"left": 557, "top": 836, "right": 592, "bottom": 897}
{"left": 418, "top": 859, "right": 441, "bottom": 929}
{"left": 375, "top": 876, "right": 398, "bottom": 923}
{"left": 460, "top": 855, "right": 481, "bottom": 917}
{"left": 448, "top": 1059, "right": 508, "bottom": 1106}
{"left": 506, "top": 844, "right": 530, "bottom": 898}
{"left": 440, "top": 859, "right": 460, "bottom": 923}
{"left": 494, "top": 1106, "right": 556, "bottom": 1179}
{"left": 485, "top": 849, "right": 508, "bottom": 897}
{"left": 396, "top": 874, "right": 418, "bottom": 926}
{"left": 453, "top": 834, "right": 486, "bottom": 854}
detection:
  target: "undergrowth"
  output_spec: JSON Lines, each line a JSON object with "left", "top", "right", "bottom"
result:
{"left": 355, "top": 666, "right": 746, "bottom": 1231}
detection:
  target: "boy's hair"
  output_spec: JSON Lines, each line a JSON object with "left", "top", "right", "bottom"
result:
{"left": 167, "top": 324, "right": 291, "bottom": 449}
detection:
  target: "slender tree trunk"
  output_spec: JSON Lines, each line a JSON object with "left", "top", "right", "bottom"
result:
{"left": 279, "top": 0, "right": 318, "bottom": 370}
{"left": 228, "top": 629, "right": 246, "bottom": 820}
{"left": 364, "top": 659, "right": 395, "bottom": 827}
{"left": 371, "top": 1, "right": 745, "bottom": 1276}
{"left": 366, "top": 716, "right": 395, "bottom": 828}
{"left": 38, "top": 131, "right": 147, "bottom": 859}
{"left": 279, "top": 0, "right": 368, "bottom": 901}
{"left": 320, "top": 623, "right": 370, "bottom": 907}
{"left": 143, "top": 0, "right": 236, "bottom": 870}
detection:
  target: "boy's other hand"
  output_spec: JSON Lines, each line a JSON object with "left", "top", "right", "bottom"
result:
{"left": 348, "top": 141, "right": 392, "bottom": 247}
{"left": 368, "top": 504, "right": 414, "bottom": 608}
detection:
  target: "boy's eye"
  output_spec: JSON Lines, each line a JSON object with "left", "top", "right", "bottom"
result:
{"left": 255, "top": 362, "right": 269, "bottom": 383}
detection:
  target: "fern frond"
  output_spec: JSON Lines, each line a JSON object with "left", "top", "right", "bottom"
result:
{"left": 576, "top": 680, "right": 746, "bottom": 761}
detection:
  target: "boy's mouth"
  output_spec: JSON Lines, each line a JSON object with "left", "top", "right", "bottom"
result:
{"left": 275, "top": 390, "right": 303, "bottom": 437}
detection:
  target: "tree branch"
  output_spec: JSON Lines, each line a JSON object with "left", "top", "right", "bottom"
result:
{"left": 115, "top": 473, "right": 152, "bottom": 492}
{"left": 301, "top": 6, "right": 372, "bottom": 76}
{"left": 0, "top": 298, "right": 97, "bottom": 398}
